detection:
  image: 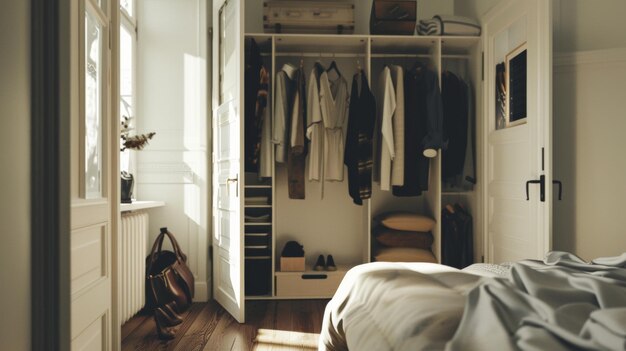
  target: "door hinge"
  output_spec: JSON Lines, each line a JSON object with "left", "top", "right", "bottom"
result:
{"left": 481, "top": 255, "right": 485, "bottom": 263}
{"left": 209, "top": 245, "right": 213, "bottom": 261}
{"left": 481, "top": 51, "right": 484, "bottom": 81}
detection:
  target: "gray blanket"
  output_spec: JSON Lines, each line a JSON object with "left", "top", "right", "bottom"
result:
{"left": 319, "top": 252, "right": 626, "bottom": 351}
{"left": 448, "top": 252, "right": 626, "bottom": 351}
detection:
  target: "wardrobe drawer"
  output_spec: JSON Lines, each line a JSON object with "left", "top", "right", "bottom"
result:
{"left": 275, "top": 271, "right": 346, "bottom": 298}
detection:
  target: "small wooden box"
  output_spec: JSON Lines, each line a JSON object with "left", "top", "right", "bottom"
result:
{"left": 280, "top": 256, "right": 305, "bottom": 272}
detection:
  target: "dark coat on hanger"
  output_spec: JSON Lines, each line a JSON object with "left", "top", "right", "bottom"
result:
{"left": 441, "top": 71, "right": 469, "bottom": 181}
{"left": 244, "top": 39, "right": 265, "bottom": 173}
{"left": 393, "top": 63, "right": 441, "bottom": 196}
{"left": 287, "top": 67, "right": 307, "bottom": 199}
{"left": 345, "top": 71, "right": 376, "bottom": 205}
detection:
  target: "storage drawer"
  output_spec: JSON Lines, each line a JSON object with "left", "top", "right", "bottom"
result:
{"left": 276, "top": 271, "right": 346, "bottom": 297}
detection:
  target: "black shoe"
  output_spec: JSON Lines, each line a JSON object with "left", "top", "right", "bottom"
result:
{"left": 326, "top": 255, "right": 337, "bottom": 271}
{"left": 314, "top": 255, "right": 326, "bottom": 271}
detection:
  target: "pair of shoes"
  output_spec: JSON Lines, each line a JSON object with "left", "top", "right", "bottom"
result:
{"left": 313, "top": 255, "right": 337, "bottom": 271}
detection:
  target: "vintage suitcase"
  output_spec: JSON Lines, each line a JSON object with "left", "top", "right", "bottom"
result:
{"left": 370, "top": 0, "right": 417, "bottom": 35}
{"left": 264, "top": 1, "right": 355, "bottom": 34}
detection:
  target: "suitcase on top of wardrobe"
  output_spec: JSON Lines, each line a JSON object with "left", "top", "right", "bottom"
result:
{"left": 370, "top": 0, "right": 417, "bottom": 35}
{"left": 263, "top": 1, "right": 355, "bottom": 34}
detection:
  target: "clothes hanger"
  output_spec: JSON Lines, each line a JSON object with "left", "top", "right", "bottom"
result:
{"left": 327, "top": 60, "right": 341, "bottom": 76}
{"left": 445, "top": 204, "right": 455, "bottom": 214}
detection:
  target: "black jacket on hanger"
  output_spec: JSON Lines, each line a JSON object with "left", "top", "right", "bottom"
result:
{"left": 345, "top": 70, "right": 376, "bottom": 205}
{"left": 442, "top": 71, "right": 469, "bottom": 180}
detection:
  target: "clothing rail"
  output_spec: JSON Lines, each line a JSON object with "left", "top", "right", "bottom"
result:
{"left": 265, "top": 52, "right": 469, "bottom": 59}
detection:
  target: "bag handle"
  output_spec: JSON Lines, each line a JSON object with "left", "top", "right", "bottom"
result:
{"left": 156, "top": 228, "right": 187, "bottom": 261}
{"left": 147, "top": 228, "right": 187, "bottom": 276}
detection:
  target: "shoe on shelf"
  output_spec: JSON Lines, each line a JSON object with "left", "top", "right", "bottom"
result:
{"left": 326, "top": 255, "right": 337, "bottom": 271}
{"left": 314, "top": 255, "right": 326, "bottom": 271}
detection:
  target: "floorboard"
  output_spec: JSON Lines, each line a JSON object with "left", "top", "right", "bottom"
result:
{"left": 121, "top": 300, "right": 329, "bottom": 351}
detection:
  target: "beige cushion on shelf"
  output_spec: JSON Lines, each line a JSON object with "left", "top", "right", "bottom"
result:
{"left": 376, "top": 212, "right": 436, "bottom": 232}
{"left": 374, "top": 247, "right": 437, "bottom": 263}
{"left": 375, "top": 230, "right": 434, "bottom": 249}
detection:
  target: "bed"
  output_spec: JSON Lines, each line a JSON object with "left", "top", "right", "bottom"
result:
{"left": 319, "top": 252, "right": 626, "bottom": 351}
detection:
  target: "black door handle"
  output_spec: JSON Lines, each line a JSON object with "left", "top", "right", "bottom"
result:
{"left": 553, "top": 180, "right": 562, "bottom": 200}
{"left": 526, "top": 175, "right": 545, "bottom": 202}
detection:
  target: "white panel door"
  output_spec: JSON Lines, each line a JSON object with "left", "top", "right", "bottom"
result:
{"left": 212, "top": 0, "right": 245, "bottom": 323}
{"left": 482, "top": 0, "right": 552, "bottom": 262}
{"left": 71, "top": 0, "right": 113, "bottom": 349}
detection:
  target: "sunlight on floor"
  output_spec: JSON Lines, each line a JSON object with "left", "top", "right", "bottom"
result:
{"left": 253, "top": 328, "right": 319, "bottom": 351}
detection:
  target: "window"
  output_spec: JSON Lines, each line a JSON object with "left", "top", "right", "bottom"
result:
{"left": 84, "top": 0, "right": 109, "bottom": 199}
{"left": 120, "top": 2, "right": 136, "bottom": 173}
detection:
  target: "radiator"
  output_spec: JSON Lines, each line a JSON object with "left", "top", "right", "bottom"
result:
{"left": 120, "top": 211, "right": 149, "bottom": 324}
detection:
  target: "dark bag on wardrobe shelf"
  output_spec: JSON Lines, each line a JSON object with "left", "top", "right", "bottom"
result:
{"left": 370, "top": 0, "right": 417, "bottom": 35}
{"left": 145, "top": 228, "right": 195, "bottom": 339}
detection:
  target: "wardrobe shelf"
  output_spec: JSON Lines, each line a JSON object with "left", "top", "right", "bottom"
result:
{"left": 245, "top": 185, "right": 272, "bottom": 189}
{"left": 442, "top": 191, "right": 474, "bottom": 195}
{"left": 245, "top": 204, "right": 272, "bottom": 208}
{"left": 244, "top": 222, "right": 272, "bottom": 226}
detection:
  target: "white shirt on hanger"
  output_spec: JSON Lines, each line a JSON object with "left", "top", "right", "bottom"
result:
{"left": 272, "top": 63, "right": 297, "bottom": 163}
{"left": 319, "top": 70, "right": 349, "bottom": 182}
{"left": 306, "top": 67, "right": 323, "bottom": 181}
{"left": 377, "top": 66, "right": 396, "bottom": 191}
{"left": 390, "top": 65, "right": 405, "bottom": 186}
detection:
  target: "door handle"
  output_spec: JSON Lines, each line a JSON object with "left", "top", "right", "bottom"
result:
{"left": 553, "top": 180, "right": 562, "bottom": 200}
{"left": 227, "top": 174, "right": 239, "bottom": 197}
{"left": 526, "top": 174, "right": 545, "bottom": 202}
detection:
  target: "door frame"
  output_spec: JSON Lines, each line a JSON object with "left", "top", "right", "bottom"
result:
{"left": 31, "top": 0, "right": 121, "bottom": 349}
{"left": 480, "top": 0, "right": 553, "bottom": 263}
{"left": 31, "top": 0, "right": 71, "bottom": 349}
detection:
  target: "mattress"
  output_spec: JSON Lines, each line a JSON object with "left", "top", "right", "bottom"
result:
{"left": 319, "top": 252, "right": 626, "bottom": 351}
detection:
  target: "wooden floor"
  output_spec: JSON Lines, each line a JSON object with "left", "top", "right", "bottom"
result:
{"left": 121, "top": 300, "right": 329, "bottom": 351}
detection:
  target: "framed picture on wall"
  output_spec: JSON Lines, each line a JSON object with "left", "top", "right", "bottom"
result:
{"left": 494, "top": 42, "right": 528, "bottom": 130}
{"left": 506, "top": 43, "right": 528, "bottom": 127}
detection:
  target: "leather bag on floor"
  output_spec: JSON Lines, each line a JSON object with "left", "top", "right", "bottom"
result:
{"left": 145, "top": 227, "right": 194, "bottom": 339}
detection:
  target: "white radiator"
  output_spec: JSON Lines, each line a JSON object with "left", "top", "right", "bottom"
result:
{"left": 120, "top": 211, "right": 149, "bottom": 324}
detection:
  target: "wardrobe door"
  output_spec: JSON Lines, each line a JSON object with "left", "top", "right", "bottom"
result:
{"left": 212, "top": 0, "right": 245, "bottom": 322}
{"left": 482, "top": 0, "right": 553, "bottom": 262}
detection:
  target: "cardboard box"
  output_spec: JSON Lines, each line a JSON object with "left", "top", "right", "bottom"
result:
{"left": 280, "top": 256, "right": 305, "bottom": 272}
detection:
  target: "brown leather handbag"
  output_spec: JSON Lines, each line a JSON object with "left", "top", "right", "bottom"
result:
{"left": 145, "top": 227, "right": 194, "bottom": 339}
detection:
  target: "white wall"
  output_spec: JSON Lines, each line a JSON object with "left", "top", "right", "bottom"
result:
{"left": 455, "top": 0, "right": 626, "bottom": 52}
{"left": 136, "top": 0, "right": 211, "bottom": 301}
{"left": 553, "top": 0, "right": 626, "bottom": 52}
{"left": 0, "top": 0, "right": 31, "bottom": 349}
{"left": 553, "top": 49, "right": 626, "bottom": 260}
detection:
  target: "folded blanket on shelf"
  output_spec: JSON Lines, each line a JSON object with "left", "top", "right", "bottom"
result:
{"left": 417, "top": 15, "right": 481, "bottom": 36}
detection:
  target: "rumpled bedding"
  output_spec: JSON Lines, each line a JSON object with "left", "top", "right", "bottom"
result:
{"left": 319, "top": 252, "right": 626, "bottom": 351}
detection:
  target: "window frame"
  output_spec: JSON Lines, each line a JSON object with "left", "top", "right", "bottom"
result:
{"left": 119, "top": 1, "right": 137, "bottom": 175}
{"left": 80, "top": 0, "right": 110, "bottom": 199}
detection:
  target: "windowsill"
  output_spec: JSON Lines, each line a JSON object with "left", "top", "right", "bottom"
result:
{"left": 120, "top": 200, "right": 165, "bottom": 213}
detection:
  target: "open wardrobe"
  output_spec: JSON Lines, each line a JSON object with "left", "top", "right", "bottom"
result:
{"left": 212, "top": 0, "right": 553, "bottom": 323}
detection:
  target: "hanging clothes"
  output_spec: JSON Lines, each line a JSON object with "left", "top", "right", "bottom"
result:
{"left": 306, "top": 63, "right": 325, "bottom": 182}
{"left": 258, "top": 67, "right": 272, "bottom": 178}
{"left": 345, "top": 70, "right": 376, "bottom": 205}
{"left": 390, "top": 65, "right": 405, "bottom": 186}
{"left": 244, "top": 39, "right": 264, "bottom": 173}
{"left": 272, "top": 63, "right": 297, "bottom": 164}
{"left": 441, "top": 204, "right": 474, "bottom": 269}
{"left": 287, "top": 67, "right": 307, "bottom": 199}
{"left": 393, "top": 63, "right": 440, "bottom": 196}
{"left": 461, "top": 80, "right": 476, "bottom": 188}
{"left": 319, "top": 70, "right": 349, "bottom": 181}
{"left": 374, "top": 66, "right": 396, "bottom": 191}
{"left": 441, "top": 71, "right": 468, "bottom": 181}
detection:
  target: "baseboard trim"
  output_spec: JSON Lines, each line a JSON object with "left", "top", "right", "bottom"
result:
{"left": 193, "top": 281, "right": 209, "bottom": 302}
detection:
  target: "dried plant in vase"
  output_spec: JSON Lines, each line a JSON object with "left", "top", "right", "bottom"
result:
{"left": 120, "top": 115, "right": 156, "bottom": 151}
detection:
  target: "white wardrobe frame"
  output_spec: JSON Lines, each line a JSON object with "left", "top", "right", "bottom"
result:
{"left": 240, "top": 32, "right": 484, "bottom": 300}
